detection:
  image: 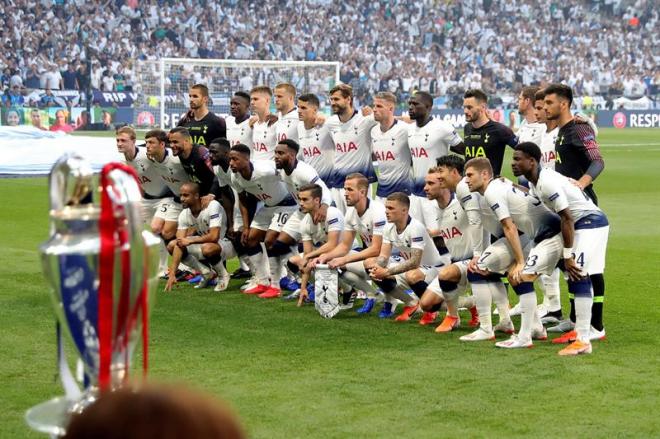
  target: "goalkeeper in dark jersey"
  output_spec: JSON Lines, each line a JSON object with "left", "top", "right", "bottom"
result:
{"left": 178, "top": 83, "right": 226, "bottom": 147}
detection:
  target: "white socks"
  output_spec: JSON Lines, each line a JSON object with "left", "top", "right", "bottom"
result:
{"left": 518, "top": 293, "right": 537, "bottom": 342}
{"left": 575, "top": 296, "right": 593, "bottom": 342}
{"left": 471, "top": 282, "right": 493, "bottom": 332}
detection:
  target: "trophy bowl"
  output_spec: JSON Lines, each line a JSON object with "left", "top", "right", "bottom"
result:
{"left": 25, "top": 154, "right": 160, "bottom": 436}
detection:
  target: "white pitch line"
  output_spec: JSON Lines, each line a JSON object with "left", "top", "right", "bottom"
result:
{"left": 600, "top": 143, "right": 660, "bottom": 147}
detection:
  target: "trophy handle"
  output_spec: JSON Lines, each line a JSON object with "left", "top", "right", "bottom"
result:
{"left": 48, "top": 153, "right": 94, "bottom": 212}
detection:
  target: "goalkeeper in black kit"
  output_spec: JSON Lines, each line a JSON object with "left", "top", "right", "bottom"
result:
{"left": 178, "top": 83, "right": 226, "bottom": 147}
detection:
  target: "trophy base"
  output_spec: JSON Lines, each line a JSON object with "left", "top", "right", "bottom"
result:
{"left": 25, "top": 396, "right": 72, "bottom": 437}
{"left": 25, "top": 389, "right": 98, "bottom": 437}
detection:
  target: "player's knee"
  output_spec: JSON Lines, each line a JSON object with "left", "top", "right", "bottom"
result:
{"left": 405, "top": 269, "right": 424, "bottom": 285}
{"left": 166, "top": 240, "right": 176, "bottom": 254}
{"left": 201, "top": 243, "right": 220, "bottom": 258}
{"left": 420, "top": 294, "right": 440, "bottom": 312}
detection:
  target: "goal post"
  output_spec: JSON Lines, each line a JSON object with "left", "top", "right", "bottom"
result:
{"left": 132, "top": 58, "right": 340, "bottom": 129}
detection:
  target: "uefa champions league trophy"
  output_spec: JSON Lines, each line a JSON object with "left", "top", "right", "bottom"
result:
{"left": 25, "top": 153, "right": 161, "bottom": 436}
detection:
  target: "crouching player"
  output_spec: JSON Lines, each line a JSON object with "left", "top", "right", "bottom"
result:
{"left": 367, "top": 192, "right": 450, "bottom": 321}
{"left": 164, "top": 183, "right": 236, "bottom": 292}
{"left": 315, "top": 173, "right": 388, "bottom": 315}
{"left": 512, "top": 142, "right": 609, "bottom": 355}
{"left": 288, "top": 184, "right": 345, "bottom": 306}
{"left": 421, "top": 165, "right": 482, "bottom": 332}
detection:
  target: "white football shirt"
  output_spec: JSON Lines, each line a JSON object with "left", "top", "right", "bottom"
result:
{"left": 529, "top": 168, "right": 603, "bottom": 222}
{"left": 275, "top": 109, "right": 299, "bottom": 143}
{"left": 435, "top": 195, "right": 477, "bottom": 261}
{"left": 516, "top": 119, "right": 545, "bottom": 147}
{"left": 177, "top": 200, "right": 227, "bottom": 239}
{"left": 226, "top": 115, "right": 252, "bottom": 146}
{"left": 151, "top": 150, "right": 190, "bottom": 197}
{"left": 484, "top": 178, "right": 560, "bottom": 241}
{"left": 125, "top": 146, "right": 172, "bottom": 198}
{"left": 407, "top": 118, "right": 463, "bottom": 196}
{"left": 540, "top": 126, "right": 559, "bottom": 169}
{"left": 251, "top": 119, "right": 278, "bottom": 161}
{"left": 370, "top": 121, "right": 413, "bottom": 196}
{"left": 277, "top": 160, "right": 332, "bottom": 205}
{"left": 231, "top": 160, "right": 291, "bottom": 207}
{"left": 301, "top": 206, "right": 345, "bottom": 245}
{"left": 297, "top": 122, "right": 335, "bottom": 186}
{"left": 344, "top": 198, "right": 387, "bottom": 249}
{"left": 383, "top": 217, "right": 444, "bottom": 266}
{"left": 327, "top": 112, "right": 378, "bottom": 187}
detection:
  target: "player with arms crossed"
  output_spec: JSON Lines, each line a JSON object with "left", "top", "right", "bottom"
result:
{"left": 177, "top": 83, "right": 226, "bottom": 147}
{"left": 297, "top": 93, "right": 335, "bottom": 186}
{"left": 544, "top": 83, "right": 608, "bottom": 337}
{"left": 326, "top": 83, "right": 378, "bottom": 212}
{"left": 229, "top": 144, "right": 298, "bottom": 298}
{"left": 367, "top": 193, "right": 449, "bottom": 322}
{"left": 465, "top": 158, "right": 562, "bottom": 348}
{"left": 512, "top": 142, "right": 609, "bottom": 355}
{"left": 407, "top": 91, "right": 464, "bottom": 231}
{"left": 315, "top": 173, "right": 388, "bottom": 315}
{"left": 456, "top": 89, "right": 518, "bottom": 176}
{"left": 250, "top": 86, "right": 278, "bottom": 161}
{"left": 164, "top": 182, "right": 235, "bottom": 293}
{"left": 289, "top": 184, "right": 345, "bottom": 307}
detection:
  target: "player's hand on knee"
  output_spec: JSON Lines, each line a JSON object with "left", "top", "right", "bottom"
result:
{"left": 564, "top": 257, "right": 584, "bottom": 282}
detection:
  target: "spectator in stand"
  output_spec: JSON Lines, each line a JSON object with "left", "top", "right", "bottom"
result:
{"left": 49, "top": 109, "right": 73, "bottom": 133}
{"left": 62, "top": 64, "right": 79, "bottom": 90}
{"left": 2, "top": 85, "right": 24, "bottom": 107}
{"left": 40, "top": 89, "right": 58, "bottom": 108}
{"left": 24, "top": 66, "right": 41, "bottom": 89}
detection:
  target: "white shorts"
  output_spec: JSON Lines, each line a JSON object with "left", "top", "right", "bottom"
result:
{"left": 427, "top": 260, "right": 470, "bottom": 298}
{"left": 389, "top": 253, "right": 450, "bottom": 286}
{"left": 280, "top": 209, "right": 306, "bottom": 241}
{"left": 409, "top": 195, "right": 440, "bottom": 234}
{"left": 477, "top": 235, "right": 532, "bottom": 274}
{"left": 522, "top": 233, "right": 563, "bottom": 276}
{"left": 251, "top": 204, "right": 298, "bottom": 232}
{"left": 571, "top": 226, "right": 609, "bottom": 275}
{"left": 144, "top": 198, "right": 180, "bottom": 222}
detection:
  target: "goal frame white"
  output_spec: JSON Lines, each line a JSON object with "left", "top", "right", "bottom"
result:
{"left": 158, "top": 58, "right": 341, "bottom": 128}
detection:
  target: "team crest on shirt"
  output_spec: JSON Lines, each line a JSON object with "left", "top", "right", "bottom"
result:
{"left": 452, "top": 210, "right": 458, "bottom": 221}
{"left": 424, "top": 133, "right": 430, "bottom": 142}
{"left": 484, "top": 134, "right": 490, "bottom": 144}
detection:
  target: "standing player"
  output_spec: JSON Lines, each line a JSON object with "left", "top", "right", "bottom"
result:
{"left": 250, "top": 86, "right": 278, "bottom": 161}
{"left": 226, "top": 91, "right": 253, "bottom": 146}
{"left": 407, "top": 91, "right": 464, "bottom": 232}
{"left": 465, "top": 158, "right": 562, "bottom": 348}
{"left": 516, "top": 86, "right": 544, "bottom": 146}
{"left": 432, "top": 155, "right": 513, "bottom": 339}
{"left": 534, "top": 89, "right": 559, "bottom": 170}
{"left": 456, "top": 89, "right": 518, "bottom": 176}
{"left": 544, "top": 83, "right": 607, "bottom": 337}
{"left": 326, "top": 84, "right": 378, "bottom": 212}
{"left": 512, "top": 142, "right": 609, "bottom": 355}
{"left": 370, "top": 92, "right": 413, "bottom": 198}
{"left": 289, "top": 184, "right": 345, "bottom": 306}
{"left": 229, "top": 144, "right": 298, "bottom": 297}
{"left": 116, "top": 127, "right": 176, "bottom": 273}
{"left": 273, "top": 83, "right": 299, "bottom": 143}
{"left": 264, "top": 139, "right": 333, "bottom": 299}
{"left": 164, "top": 183, "right": 235, "bottom": 293}
{"left": 177, "top": 84, "right": 226, "bottom": 147}
{"left": 367, "top": 193, "right": 449, "bottom": 322}
{"left": 297, "top": 93, "right": 335, "bottom": 186}
{"left": 316, "top": 173, "right": 388, "bottom": 315}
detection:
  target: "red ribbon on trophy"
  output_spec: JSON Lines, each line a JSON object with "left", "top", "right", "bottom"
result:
{"left": 98, "top": 163, "right": 149, "bottom": 391}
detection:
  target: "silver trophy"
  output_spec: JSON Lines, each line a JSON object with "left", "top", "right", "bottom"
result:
{"left": 25, "top": 153, "right": 160, "bottom": 436}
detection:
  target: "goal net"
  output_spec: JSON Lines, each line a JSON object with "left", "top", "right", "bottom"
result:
{"left": 132, "top": 58, "right": 341, "bottom": 129}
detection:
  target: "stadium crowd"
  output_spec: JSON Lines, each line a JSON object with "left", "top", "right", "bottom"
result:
{"left": 0, "top": 0, "right": 657, "bottom": 109}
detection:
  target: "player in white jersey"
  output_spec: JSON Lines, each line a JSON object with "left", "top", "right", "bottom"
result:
{"left": 466, "top": 157, "right": 563, "bottom": 349}
{"left": 432, "top": 155, "right": 515, "bottom": 339}
{"left": 287, "top": 184, "right": 344, "bottom": 306}
{"left": 143, "top": 129, "right": 190, "bottom": 241}
{"left": 516, "top": 86, "right": 545, "bottom": 147}
{"left": 262, "top": 139, "right": 333, "bottom": 299}
{"left": 229, "top": 144, "right": 298, "bottom": 297}
{"left": 315, "top": 173, "right": 387, "bottom": 315}
{"left": 250, "top": 86, "right": 278, "bottom": 161}
{"left": 367, "top": 193, "right": 450, "bottom": 321}
{"left": 406, "top": 91, "right": 464, "bottom": 231}
{"left": 226, "top": 91, "right": 253, "bottom": 146}
{"left": 512, "top": 142, "right": 609, "bottom": 355}
{"left": 420, "top": 167, "right": 483, "bottom": 332}
{"left": 370, "top": 92, "right": 413, "bottom": 199}
{"left": 533, "top": 89, "right": 559, "bottom": 170}
{"left": 326, "top": 83, "right": 378, "bottom": 213}
{"left": 273, "top": 83, "right": 299, "bottom": 143}
{"left": 164, "top": 183, "right": 235, "bottom": 293}
{"left": 116, "top": 127, "right": 175, "bottom": 225}
{"left": 297, "top": 93, "right": 335, "bottom": 185}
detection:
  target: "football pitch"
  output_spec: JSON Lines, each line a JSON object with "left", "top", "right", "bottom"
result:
{"left": 1, "top": 128, "right": 659, "bottom": 438}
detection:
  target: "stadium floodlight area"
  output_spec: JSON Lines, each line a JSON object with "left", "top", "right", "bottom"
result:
{"left": 133, "top": 58, "right": 340, "bottom": 129}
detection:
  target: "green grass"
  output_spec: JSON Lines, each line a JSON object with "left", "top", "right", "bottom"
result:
{"left": 2, "top": 128, "right": 660, "bottom": 438}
